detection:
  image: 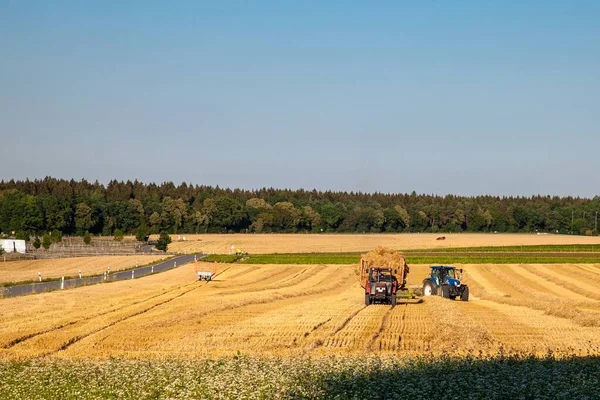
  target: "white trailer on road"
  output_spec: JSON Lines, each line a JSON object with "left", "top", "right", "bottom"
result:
{"left": 0, "top": 239, "right": 26, "bottom": 254}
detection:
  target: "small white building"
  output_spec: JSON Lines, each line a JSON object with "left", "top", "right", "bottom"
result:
{"left": 0, "top": 239, "right": 26, "bottom": 254}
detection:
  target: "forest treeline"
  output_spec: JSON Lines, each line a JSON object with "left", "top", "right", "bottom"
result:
{"left": 0, "top": 178, "right": 598, "bottom": 237}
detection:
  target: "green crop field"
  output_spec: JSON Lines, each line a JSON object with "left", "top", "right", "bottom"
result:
{"left": 196, "top": 244, "right": 600, "bottom": 265}
{"left": 237, "top": 252, "right": 599, "bottom": 265}
{"left": 403, "top": 244, "right": 600, "bottom": 253}
{"left": 200, "top": 254, "right": 244, "bottom": 263}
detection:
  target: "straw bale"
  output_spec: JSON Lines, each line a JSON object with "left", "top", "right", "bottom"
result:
{"left": 357, "top": 246, "right": 409, "bottom": 288}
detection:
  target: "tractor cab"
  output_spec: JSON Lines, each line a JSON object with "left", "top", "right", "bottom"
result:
{"left": 364, "top": 267, "right": 399, "bottom": 306}
{"left": 430, "top": 266, "right": 461, "bottom": 286}
{"left": 369, "top": 268, "right": 397, "bottom": 283}
{"left": 423, "top": 265, "right": 469, "bottom": 301}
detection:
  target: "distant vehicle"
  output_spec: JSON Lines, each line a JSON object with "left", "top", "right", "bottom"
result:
{"left": 197, "top": 271, "right": 213, "bottom": 281}
{"left": 422, "top": 266, "right": 469, "bottom": 301}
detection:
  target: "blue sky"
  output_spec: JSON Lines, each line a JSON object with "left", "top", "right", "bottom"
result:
{"left": 1, "top": 1, "right": 599, "bottom": 196}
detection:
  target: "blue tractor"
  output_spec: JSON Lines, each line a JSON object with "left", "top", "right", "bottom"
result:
{"left": 422, "top": 266, "right": 469, "bottom": 301}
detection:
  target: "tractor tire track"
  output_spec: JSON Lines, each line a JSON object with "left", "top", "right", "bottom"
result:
{"left": 331, "top": 306, "right": 367, "bottom": 336}
{"left": 51, "top": 267, "right": 350, "bottom": 355}
{"left": 3, "top": 280, "right": 197, "bottom": 349}
{"left": 277, "top": 268, "right": 309, "bottom": 286}
{"left": 396, "top": 304, "right": 409, "bottom": 350}
{"left": 368, "top": 306, "right": 394, "bottom": 350}
{"left": 5, "top": 267, "right": 231, "bottom": 351}
{"left": 304, "top": 318, "right": 333, "bottom": 338}
{"left": 47, "top": 267, "right": 232, "bottom": 355}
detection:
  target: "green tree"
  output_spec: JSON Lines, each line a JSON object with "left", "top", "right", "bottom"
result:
{"left": 318, "top": 202, "right": 345, "bottom": 231}
{"left": 394, "top": 205, "right": 411, "bottom": 231}
{"left": 135, "top": 224, "right": 148, "bottom": 242}
{"left": 50, "top": 229, "right": 62, "bottom": 243}
{"left": 300, "top": 206, "right": 322, "bottom": 231}
{"left": 411, "top": 211, "right": 429, "bottom": 232}
{"left": 207, "top": 196, "right": 248, "bottom": 232}
{"left": 128, "top": 198, "right": 145, "bottom": 224}
{"left": 22, "top": 195, "right": 44, "bottom": 233}
{"left": 75, "top": 202, "right": 93, "bottom": 232}
{"left": 156, "top": 232, "right": 172, "bottom": 252}
{"left": 15, "top": 231, "right": 30, "bottom": 241}
{"left": 161, "top": 196, "right": 187, "bottom": 233}
{"left": 382, "top": 208, "right": 403, "bottom": 232}
{"left": 149, "top": 212, "right": 162, "bottom": 234}
{"left": 42, "top": 234, "right": 52, "bottom": 250}
{"left": 272, "top": 202, "right": 301, "bottom": 232}
{"left": 33, "top": 236, "right": 41, "bottom": 249}
{"left": 83, "top": 231, "right": 92, "bottom": 245}
{"left": 38, "top": 196, "right": 71, "bottom": 232}
{"left": 113, "top": 229, "right": 124, "bottom": 242}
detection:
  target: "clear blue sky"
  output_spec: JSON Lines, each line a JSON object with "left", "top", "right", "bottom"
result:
{"left": 1, "top": 1, "right": 599, "bottom": 197}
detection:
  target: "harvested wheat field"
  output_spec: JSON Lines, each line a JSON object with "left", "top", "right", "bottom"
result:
{"left": 0, "top": 256, "right": 165, "bottom": 284}
{"left": 2, "top": 260, "right": 600, "bottom": 361}
{"left": 163, "top": 233, "right": 600, "bottom": 254}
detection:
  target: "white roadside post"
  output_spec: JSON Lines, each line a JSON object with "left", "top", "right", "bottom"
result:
{"left": 132, "top": 270, "right": 135, "bottom": 279}
{"left": 174, "top": 261, "right": 177, "bottom": 268}
{"left": 78, "top": 269, "right": 82, "bottom": 279}
{"left": 194, "top": 254, "right": 197, "bottom": 262}
{"left": 103, "top": 272, "right": 107, "bottom": 281}
{"left": 61, "top": 276, "right": 64, "bottom": 290}
{"left": 151, "top": 265, "right": 154, "bottom": 274}
{"left": 38, "top": 272, "right": 42, "bottom": 282}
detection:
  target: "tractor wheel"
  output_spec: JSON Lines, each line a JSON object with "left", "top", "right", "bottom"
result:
{"left": 441, "top": 285, "right": 450, "bottom": 299}
{"left": 391, "top": 295, "right": 397, "bottom": 307}
{"left": 423, "top": 282, "right": 435, "bottom": 296}
{"left": 461, "top": 286, "right": 469, "bottom": 302}
{"left": 365, "top": 294, "right": 371, "bottom": 306}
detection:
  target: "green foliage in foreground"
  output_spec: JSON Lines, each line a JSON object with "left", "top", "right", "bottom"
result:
{"left": 0, "top": 355, "right": 599, "bottom": 399}
{"left": 200, "top": 254, "right": 243, "bottom": 263}
{"left": 240, "top": 253, "right": 600, "bottom": 265}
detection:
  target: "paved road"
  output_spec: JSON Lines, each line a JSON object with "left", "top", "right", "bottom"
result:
{"left": 1, "top": 254, "right": 200, "bottom": 298}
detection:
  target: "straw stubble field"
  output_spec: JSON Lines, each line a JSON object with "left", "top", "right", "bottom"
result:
{"left": 164, "top": 232, "right": 600, "bottom": 254}
{"left": 2, "top": 260, "right": 600, "bottom": 360}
